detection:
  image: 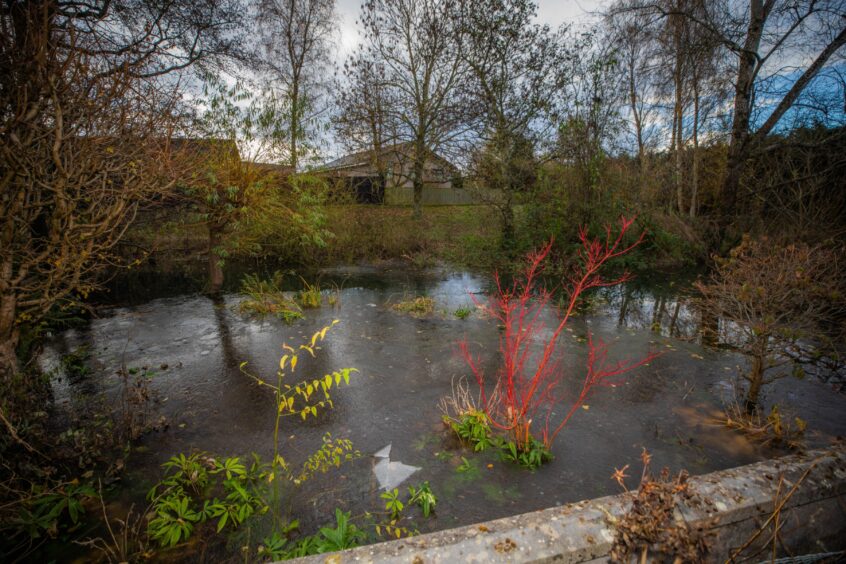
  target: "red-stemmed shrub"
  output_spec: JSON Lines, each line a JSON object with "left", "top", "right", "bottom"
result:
{"left": 460, "top": 216, "right": 660, "bottom": 452}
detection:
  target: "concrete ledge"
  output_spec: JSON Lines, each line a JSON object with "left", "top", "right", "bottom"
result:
{"left": 288, "top": 448, "right": 846, "bottom": 563}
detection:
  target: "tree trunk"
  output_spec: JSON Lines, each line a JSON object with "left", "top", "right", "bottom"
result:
{"left": 411, "top": 141, "right": 425, "bottom": 219}
{"left": 669, "top": 300, "right": 681, "bottom": 337}
{"left": 721, "top": 0, "right": 766, "bottom": 222}
{"left": 208, "top": 224, "right": 225, "bottom": 295}
{"left": 290, "top": 80, "right": 299, "bottom": 172}
{"left": 700, "top": 304, "right": 718, "bottom": 347}
{"left": 0, "top": 293, "right": 20, "bottom": 397}
{"left": 745, "top": 353, "right": 764, "bottom": 412}
{"left": 689, "top": 79, "right": 700, "bottom": 219}
{"left": 673, "top": 10, "right": 685, "bottom": 216}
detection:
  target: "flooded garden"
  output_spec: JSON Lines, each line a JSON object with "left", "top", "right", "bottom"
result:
{"left": 40, "top": 260, "right": 846, "bottom": 561}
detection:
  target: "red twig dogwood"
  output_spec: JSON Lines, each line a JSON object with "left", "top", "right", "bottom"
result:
{"left": 460, "top": 216, "right": 661, "bottom": 450}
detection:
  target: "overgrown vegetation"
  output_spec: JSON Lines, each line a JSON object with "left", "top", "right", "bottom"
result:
{"left": 3, "top": 0, "right": 845, "bottom": 559}
{"left": 297, "top": 278, "right": 323, "bottom": 308}
{"left": 391, "top": 296, "right": 435, "bottom": 317}
{"left": 238, "top": 273, "right": 303, "bottom": 323}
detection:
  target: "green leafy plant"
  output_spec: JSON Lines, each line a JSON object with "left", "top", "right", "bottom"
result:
{"left": 380, "top": 489, "right": 404, "bottom": 520}
{"left": 258, "top": 531, "right": 291, "bottom": 560}
{"left": 240, "top": 320, "right": 359, "bottom": 525}
{"left": 407, "top": 482, "right": 437, "bottom": 518}
{"left": 16, "top": 482, "right": 97, "bottom": 539}
{"left": 453, "top": 306, "right": 473, "bottom": 319}
{"left": 456, "top": 456, "right": 475, "bottom": 474}
{"left": 499, "top": 437, "right": 552, "bottom": 470}
{"left": 60, "top": 345, "right": 92, "bottom": 378}
{"left": 447, "top": 410, "right": 493, "bottom": 452}
{"left": 146, "top": 454, "right": 268, "bottom": 547}
{"left": 147, "top": 493, "right": 201, "bottom": 548}
{"left": 315, "top": 509, "right": 365, "bottom": 553}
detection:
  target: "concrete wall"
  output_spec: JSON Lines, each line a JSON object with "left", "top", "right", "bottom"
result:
{"left": 287, "top": 447, "right": 846, "bottom": 563}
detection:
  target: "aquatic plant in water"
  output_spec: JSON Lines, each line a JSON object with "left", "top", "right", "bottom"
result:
{"left": 391, "top": 296, "right": 435, "bottom": 316}
{"left": 460, "top": 216, "right": 660, "bottom": 459}
{"left": 238, "top": 272, "right": 303, "bottom": 323}
{"left": 297, "top": 277, "right": 322, "bottom": 308}
{"left": 143, "top": 322, "right": 361, "bottom": 556}
{"left": 240, "top": 320, "right": 359, "bottom": 522}
{"left": 453, "top": 305, "right": 473, "bottom": 319}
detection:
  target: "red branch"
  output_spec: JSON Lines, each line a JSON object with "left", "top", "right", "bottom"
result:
{"left": 460, "top": 215, "right": 660, "bottom": 450}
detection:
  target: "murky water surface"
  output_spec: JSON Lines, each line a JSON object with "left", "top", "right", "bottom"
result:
{"left": 44, "top": 265, "right": 846, "bottom": 549}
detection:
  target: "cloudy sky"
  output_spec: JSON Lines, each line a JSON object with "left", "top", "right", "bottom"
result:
{"left": 333, "top": 0, "right": 606, "bottom": 57}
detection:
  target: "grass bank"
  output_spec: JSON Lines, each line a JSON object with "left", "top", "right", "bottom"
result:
{"left": 124, "top": 204, "right": 704, "bottom": 275}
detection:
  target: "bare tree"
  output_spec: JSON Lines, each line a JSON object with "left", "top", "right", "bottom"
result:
{"left": 605, "top": 5, "right": 663, "bottom": 173}
{"left": 632, "top": 0, "right": 845, "bottom": 221}
{"left": 461, "top": 0, "right": 569, "bottom": 246}
{"left": 0, "top": 1, "right": 240, "bottom": 394}
{"left": 696, "top": 236, "right": 845, "bottom": 410}
{"left": 716, "top": 1, "right": 844, "bottom": 222}
{"left": 335, "top": 50, "right": 399, "bottom": 190}
{"left": 358, "top": 0, "right": 470, "bottom": 219}
{"left": 256, "top": 0, "right": 337, "bottom": 170}
{"left": 555, "top": 29, "right": 623, "bottom": 221}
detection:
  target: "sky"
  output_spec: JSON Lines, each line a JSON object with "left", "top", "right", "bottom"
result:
{"left": 333, "top": 0, "right": 605, "bottom": 58}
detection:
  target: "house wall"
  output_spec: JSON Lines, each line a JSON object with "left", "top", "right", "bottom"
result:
{"left": 382, "top": 154, "right": 479, "bottom": 205}
{"left": 325, "top": 153, "right": 482, "bottom": 205}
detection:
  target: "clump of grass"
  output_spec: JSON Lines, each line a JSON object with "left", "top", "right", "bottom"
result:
{"left": 239, "top": 272, "right": 303, "bottom": 323}
{"left": 297, "top": 277, "right": 322, "bottom": 308}
{"left": 453, "top": 305, "right": 473, "bottom": 319}
{"left": 391, "top": 296, "right": 435, "bottom": 316}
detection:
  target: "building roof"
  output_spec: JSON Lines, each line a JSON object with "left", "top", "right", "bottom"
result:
{"left": 320, "top": 142, "right": 454, "bottom": 172}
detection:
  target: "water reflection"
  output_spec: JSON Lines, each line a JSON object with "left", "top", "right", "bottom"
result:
{"left": 41, "top": 265, "right": 846, "bottom": 549}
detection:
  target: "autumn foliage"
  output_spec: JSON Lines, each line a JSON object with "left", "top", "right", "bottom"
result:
{"left": 461, "top": 216, "right": 660, "bottom": 451}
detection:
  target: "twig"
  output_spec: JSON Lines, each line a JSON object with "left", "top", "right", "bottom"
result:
{"left": 0, "top": 407, "right": 49, "bottom": 459}
{"left": 725, "top": 458, "right": 820, "bottom": 563}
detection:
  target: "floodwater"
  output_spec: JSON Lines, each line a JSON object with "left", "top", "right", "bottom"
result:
{"left": 42, "top": 264, "right": 846, "bottom": 555}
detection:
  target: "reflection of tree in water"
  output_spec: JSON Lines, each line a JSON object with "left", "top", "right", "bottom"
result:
{"left": 603, "top": 283, "right": 699, "bottom": 340}
{"left": 208, "top": 295, "right": 275, "bottom": 435}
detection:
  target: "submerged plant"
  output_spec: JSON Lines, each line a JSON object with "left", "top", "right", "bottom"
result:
{"left": 460, "top": 216, "right": 659, "bottom": 458}
{"left": 60, "top": 345, "right": 92, "bottom": 378}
